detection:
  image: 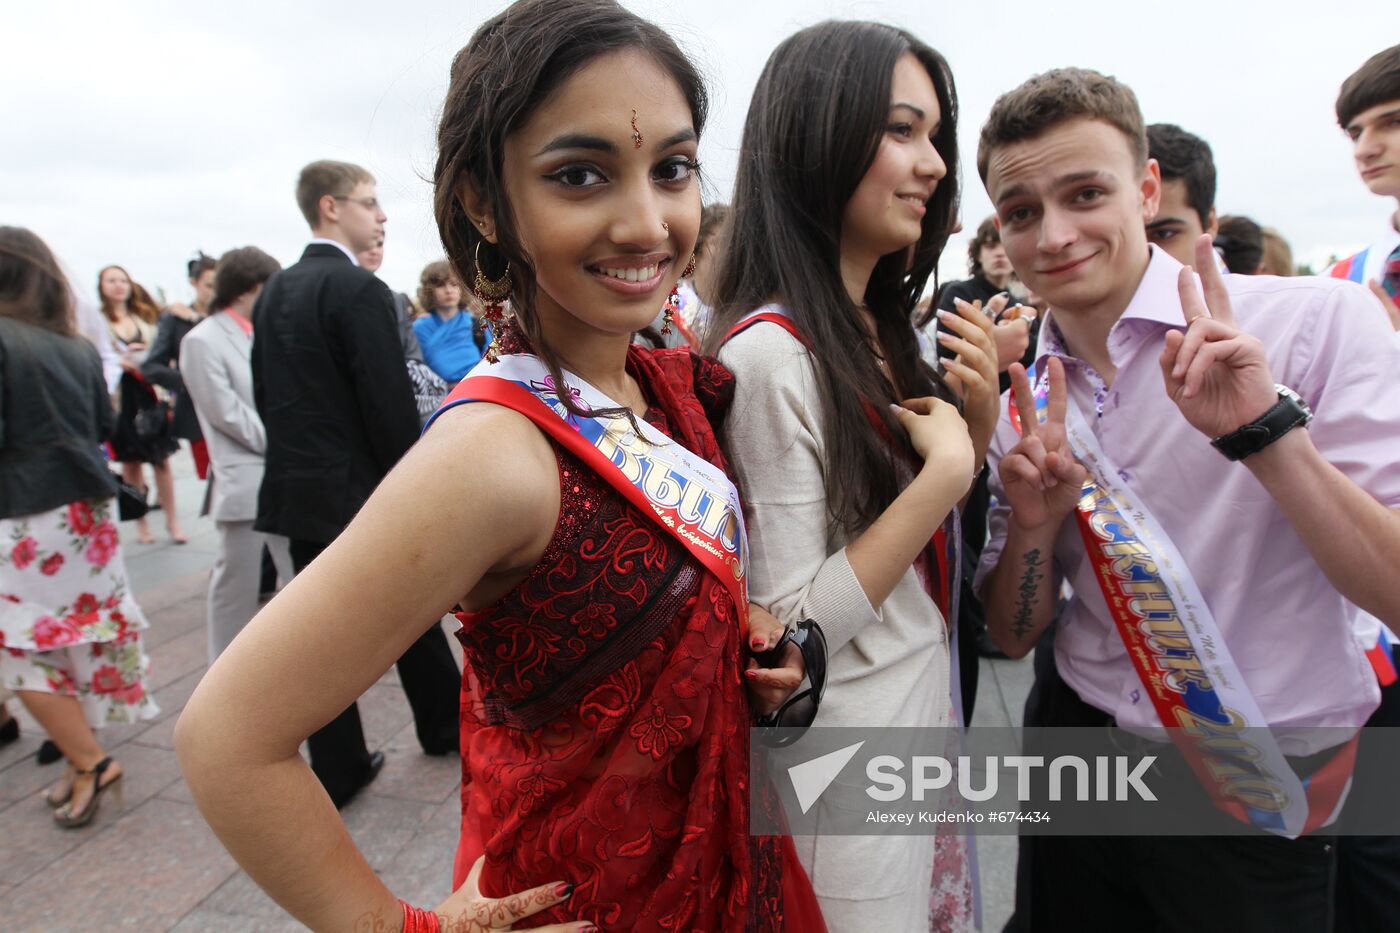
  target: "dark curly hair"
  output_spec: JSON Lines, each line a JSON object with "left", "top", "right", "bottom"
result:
{"left": 433, "top": 0, "right": 707, "bottom": 419}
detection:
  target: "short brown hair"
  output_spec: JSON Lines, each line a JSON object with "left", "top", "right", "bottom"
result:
{"left": 295, "top": 160, "right": 374, "bottom": 228}
{"left": 1336, "top": 44, "right": 1400, "bottom": 129}
{"left": 1260, "top": 228, "right": 1294, "bottom": 277}
{"left": 213, "top": 247, "right": 281, "bottom": 311}
{"left": 977, "top": 68, "right": 1146, "bottom": 182}
{"left": 417, "top": 259, "right": 461, "bottom": 312}
{"left": 967, "top": 215, "right": 1000, "bottom": 276}
{"left": 0, "top": 226, "right": 75, "bottom": 335}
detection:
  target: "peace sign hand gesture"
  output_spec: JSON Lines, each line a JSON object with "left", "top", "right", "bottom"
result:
{"left": 1000, "top": 357, "right": 1088, "bottom": 532}
{"left": 1159, "top": 235, "right": 1278, "bottom": 439}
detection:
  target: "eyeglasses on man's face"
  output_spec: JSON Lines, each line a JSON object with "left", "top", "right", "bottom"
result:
{"left": 333, "top": 195, "right": 381, "bottom": 211}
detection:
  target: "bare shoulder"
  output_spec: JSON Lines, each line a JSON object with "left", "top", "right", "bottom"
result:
{"left": 409, "top": 402, "right": 557, "bottom": 503}
{"left": 363, "top": 402, "right": 560, "bottom": 569}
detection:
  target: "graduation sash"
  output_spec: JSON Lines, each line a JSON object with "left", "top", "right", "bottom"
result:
{"left": 1011, "top": 364, "right": 1355, "bottom": 837}
{"left": 426, "top": 353, "right": 748, "bottom": 614}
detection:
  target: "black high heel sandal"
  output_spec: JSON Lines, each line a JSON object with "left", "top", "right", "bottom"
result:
{"left": 0, "top": 715, "right": 18, "bottom": 747}
{"left": 54, "top": 757, "right": 123, "bottom": 828}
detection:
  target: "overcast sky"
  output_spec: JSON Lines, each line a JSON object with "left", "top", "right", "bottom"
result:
{"left": 3, "top": 0, "right": 1389, "bottom": 307}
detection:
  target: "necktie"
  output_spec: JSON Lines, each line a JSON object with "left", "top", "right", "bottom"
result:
{"left": 1383, "top": 245, "right": 1400, "bottom": 299}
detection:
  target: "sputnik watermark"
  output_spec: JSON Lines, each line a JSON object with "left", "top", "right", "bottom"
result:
{"left": 782, "top": 740, "right": 1155, "bottom": 821}
{"left": 865, "top": 754, "right": 1157, "bottom": 803}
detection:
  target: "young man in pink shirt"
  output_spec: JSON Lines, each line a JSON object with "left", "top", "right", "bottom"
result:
{"left": 975, "top": 68, "right": 1400, "bottom": 930}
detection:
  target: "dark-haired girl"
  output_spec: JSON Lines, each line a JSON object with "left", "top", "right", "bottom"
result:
{"left": 142, "top": 252, "right": 217, "bottom": 487}
{"left": 177, "top": 1, "right": 820, "bottom": 930}
{"left": 708, "top": 21, "right": 1000, "bottom": 931}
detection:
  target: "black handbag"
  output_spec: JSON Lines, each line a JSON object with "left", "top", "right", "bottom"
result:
{"left": 132, "top": 399, "right": 172, "bottom": 443}
{"left": 113, "top": 474, "right": 151, "bottom": 522}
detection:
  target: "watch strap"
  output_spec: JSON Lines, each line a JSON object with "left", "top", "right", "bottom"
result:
{"left": 1210, "top": 388, "right": 1312, "bottom": 461}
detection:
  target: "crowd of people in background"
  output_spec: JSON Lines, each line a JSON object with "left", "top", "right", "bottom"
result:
{"left": 1, "top": 3, "right": 1398, "bottom": 929}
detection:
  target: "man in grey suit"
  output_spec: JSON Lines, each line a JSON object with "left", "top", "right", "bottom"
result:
{"left": 180, "top": 247, "right": 294, "bottom": 662}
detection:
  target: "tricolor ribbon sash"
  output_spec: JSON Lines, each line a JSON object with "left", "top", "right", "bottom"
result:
{"left": 1012, "top": 363, "right": 1354, "bottom": 836}
{"left": 426, "top": 353, "right": 748, "bottom": 614}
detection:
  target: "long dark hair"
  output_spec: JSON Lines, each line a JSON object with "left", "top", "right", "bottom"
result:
{"left": 433, "top": 0, "right": 708, "bottom": 417}
{"left": 0, "top": 227, "right": 75, "bottom": 336}
{"left": 704, "top": 21, "right": 960, "bottom": 534}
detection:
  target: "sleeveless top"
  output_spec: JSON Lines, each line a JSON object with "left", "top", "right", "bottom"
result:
{"left": 450, "top": 349, "right": 790, "bottom": 932}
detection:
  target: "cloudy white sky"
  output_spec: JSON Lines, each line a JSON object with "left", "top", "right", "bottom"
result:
{"left": 3, "top": 0, "right": 1390, "bottom": 307}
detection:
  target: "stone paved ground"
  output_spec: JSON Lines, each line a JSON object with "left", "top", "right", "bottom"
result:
{"left": 0, "top": 457, "right": 1032, "bottom": 931}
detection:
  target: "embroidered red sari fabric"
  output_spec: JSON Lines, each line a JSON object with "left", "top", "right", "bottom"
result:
{"left": 451, "top": 348, "right": 816, "bottom": 931}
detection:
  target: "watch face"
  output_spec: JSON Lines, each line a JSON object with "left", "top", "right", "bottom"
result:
{"left": 1274, "top": 384, "right": 1313, "bottom": 418}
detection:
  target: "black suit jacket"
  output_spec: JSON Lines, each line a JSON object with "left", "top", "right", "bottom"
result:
{"left": 251, "top": 243, "right": 419, "bottom": 543}
{"left": 141, "top": 312, "right": 203, "bottom": 440}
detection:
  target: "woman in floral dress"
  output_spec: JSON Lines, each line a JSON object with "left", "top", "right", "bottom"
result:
{"left": 0, "top": 226, "right": 158, "bottom": 828}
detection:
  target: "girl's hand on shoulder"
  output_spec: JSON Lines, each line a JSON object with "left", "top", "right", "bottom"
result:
{"left": 431, "top": 856, "right": 595, "bottom": 932}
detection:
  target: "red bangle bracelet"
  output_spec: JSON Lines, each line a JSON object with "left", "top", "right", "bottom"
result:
{"left": 399, "top": 900, "right": 442, "bottom": 933}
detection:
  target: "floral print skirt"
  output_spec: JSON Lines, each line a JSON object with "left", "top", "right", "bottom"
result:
{"left": 0, "top": 498, "right": 159, "bottom": 726}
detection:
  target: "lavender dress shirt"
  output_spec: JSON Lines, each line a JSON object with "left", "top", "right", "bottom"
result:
{"left": 977, "top": 248, "right": 1400, "bottom": 753}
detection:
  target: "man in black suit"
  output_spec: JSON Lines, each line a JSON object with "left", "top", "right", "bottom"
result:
{"left": 251, "top": 159, "right": 460, "bottom": 808}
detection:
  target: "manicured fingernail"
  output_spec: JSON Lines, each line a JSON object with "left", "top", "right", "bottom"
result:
{"left": 936, "top": 332, "right": 954, "bottom": 342}
{"left": 888, "top": 403, "right": 903, "bottom": 412}
{"left": 750, "top": 637, "right": 765, "bottom": 649}
{"left": 745, "top": 669, "right": 762, "bottom": 678}
{"left": 556, "top": 882, "right": 575, "bottom": 898}
{"left": 579, "top": 926, "right": 600, "bottom": 933}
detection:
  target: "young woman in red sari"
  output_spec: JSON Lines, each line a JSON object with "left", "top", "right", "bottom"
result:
{"left": 176, "top": 1, "right": 820, "bottom": 930}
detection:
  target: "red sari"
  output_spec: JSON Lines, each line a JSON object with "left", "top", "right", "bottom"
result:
{"left": 448, "top": 348, "right": 822, "bottom": 931}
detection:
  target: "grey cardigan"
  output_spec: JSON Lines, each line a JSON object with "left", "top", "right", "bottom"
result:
{"left": 0, "top": 317, "right": 117, "bottom": 519}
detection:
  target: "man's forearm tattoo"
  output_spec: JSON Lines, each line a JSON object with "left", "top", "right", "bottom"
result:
{"left": 1011, "top": 548, "right": 1045, "bottom": 641}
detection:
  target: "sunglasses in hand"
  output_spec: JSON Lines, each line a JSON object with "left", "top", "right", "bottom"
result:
{"left": 754, "top": 619, "right": 827, "bottom": 747}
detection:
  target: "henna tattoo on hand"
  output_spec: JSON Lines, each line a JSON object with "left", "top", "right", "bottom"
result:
{"left": 1011, "top": 548, "right": 1045, "bottom": 640}
{"left": 352, "top": 907, "right": 393, "bottom": 932}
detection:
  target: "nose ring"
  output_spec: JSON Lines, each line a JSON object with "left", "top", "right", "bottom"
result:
{"left": 661, "top": 221, "right": 669, "bottom": 233}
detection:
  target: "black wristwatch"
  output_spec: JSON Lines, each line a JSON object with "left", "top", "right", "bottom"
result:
{"left": 1209, "top": 385, "right": 1313, "bottom": 461}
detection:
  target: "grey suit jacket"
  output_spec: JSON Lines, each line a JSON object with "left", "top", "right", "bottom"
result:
{"left": 179, "top": 313, "right": 266, "bottom": 522}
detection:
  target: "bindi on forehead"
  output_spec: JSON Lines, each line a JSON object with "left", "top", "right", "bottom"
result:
{"left": 510, "top": 49, "right": 692, "bottom": 157}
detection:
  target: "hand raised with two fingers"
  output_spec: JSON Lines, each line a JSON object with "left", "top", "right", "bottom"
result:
{"left": 1000, "top": 357, "right": 1088, "bottom": 532}
{"left": 1159, "top": 235, "right": 1278, "bottom": 439}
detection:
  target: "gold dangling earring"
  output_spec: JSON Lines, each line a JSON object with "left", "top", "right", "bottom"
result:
{"left": 662, "top": 254, "right": 696, "bottom": 337}
{"left": 473, "top": 240, "right": 512, "bottom": 363}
